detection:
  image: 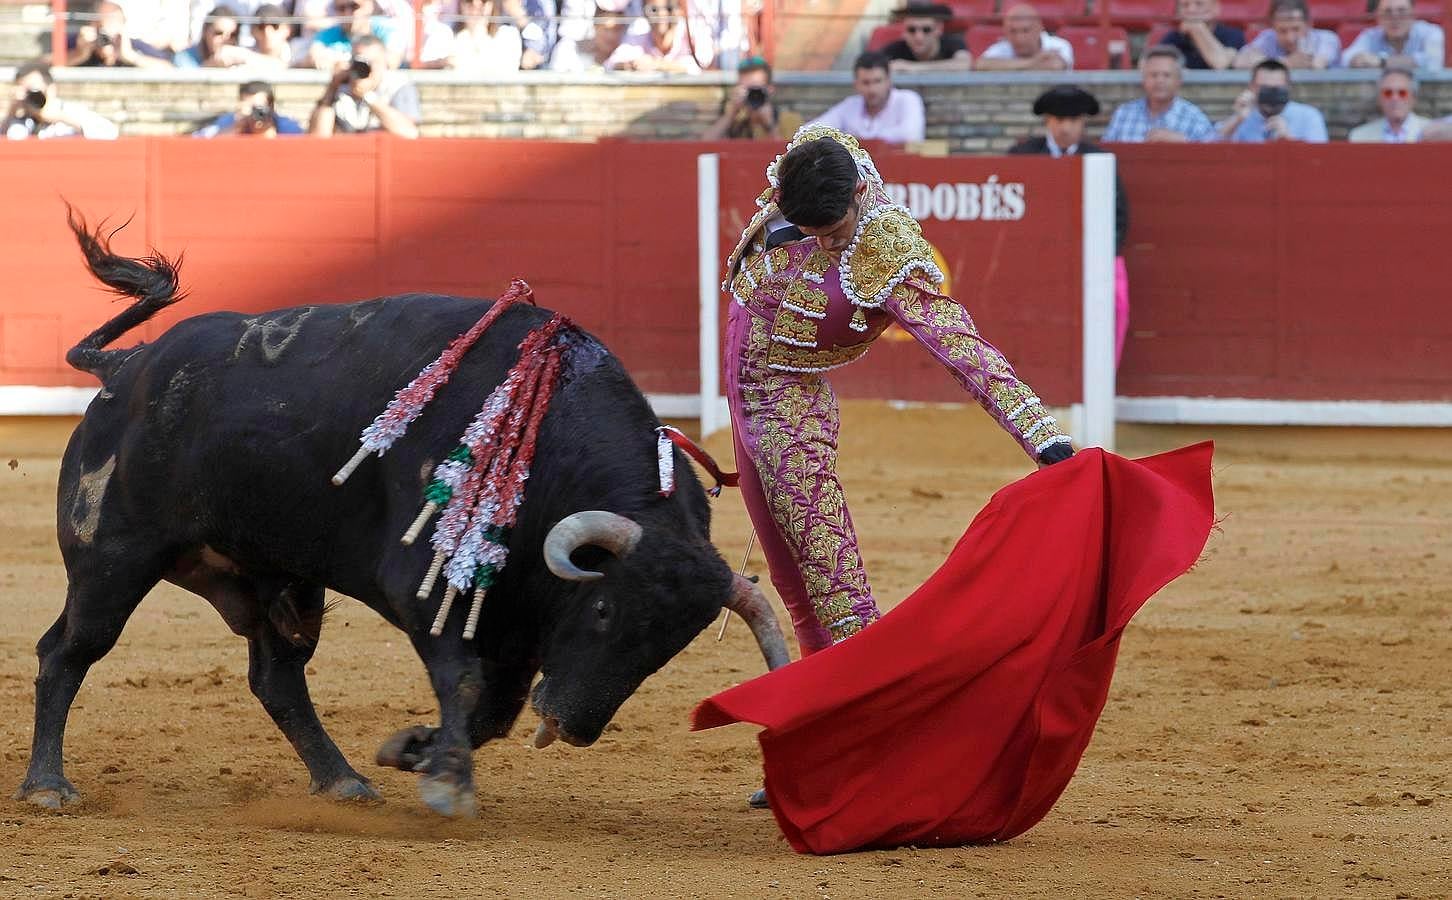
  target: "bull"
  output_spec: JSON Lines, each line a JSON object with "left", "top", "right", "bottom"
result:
{"left": 13, "top": 212, "right": 788, "bottom": 817}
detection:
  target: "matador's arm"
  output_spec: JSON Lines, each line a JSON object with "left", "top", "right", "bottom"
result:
{"left": 883, "top": 276, "right": 1073, "bottom": 462}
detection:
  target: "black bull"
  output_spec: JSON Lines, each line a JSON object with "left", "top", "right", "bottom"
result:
{"left": 14, "top": 213, "right": 788, "bottom": 817}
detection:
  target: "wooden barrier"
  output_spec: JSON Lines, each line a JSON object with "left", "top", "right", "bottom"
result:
{"left": 0, "top": 137, "right": 1448, "bottom": 412}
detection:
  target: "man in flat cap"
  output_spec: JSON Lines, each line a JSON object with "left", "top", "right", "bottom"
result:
{"left": 881, "top": 2, "right": 972, "bottom": 72}
{"left": 1011, "top": 85, "right": 1132, "bottom": 365}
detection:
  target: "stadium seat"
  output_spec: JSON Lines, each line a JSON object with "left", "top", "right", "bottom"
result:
{"left": 1337, "top": 21, "right": 1368, "bottom": 47}
{"left": 1026, "top": 0, "right": 1090, "bottom": 27}
{"left": 1413, "top": 0, "right": 1442, "bottom": 19}
{"left": 1059, "top": 25, "right": 1132, "bottom": 67}
{"left": 1217, "top": 0, "right": 1266, "bottom": 25}
{"left": 966, "top": 23, "right": 1003, "bottom": 55}
{"left": 1142, "top": 22, "right": 1173, "bottom": 58}
{"left": 1311, "top": 0, "right": 1371, "bottom": 24}
{"left": 1105, "top": 0, "right": 1177, "bottom": 30}
{"left": 867, "top": 23, "right": 906, "bottom": 51}
{"left": 947, "top": 0, "right": 997, "bottom": 31}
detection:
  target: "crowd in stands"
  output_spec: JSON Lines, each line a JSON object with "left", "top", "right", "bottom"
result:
{"left": 4, "top": 0, "right": 1452, "bottom": 142}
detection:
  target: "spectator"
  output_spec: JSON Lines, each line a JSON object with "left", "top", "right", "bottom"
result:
{"left": 187, "top": 0, "right": 262, "bottom": 46}
{"left": 1234, "top": 0, "right": 1339, "bottom": 69}
{"left": 550, "top": 0, "right": 635, "bottom": 71}
{"left": 702, "top": 55, "right": 803, "bottom": 139}
{"left": 246, "top": 3, "right": 310, "bottom": 67}
{"left": 1105, "top": 46, "right": 1215, "bottom": 142}
{"left": 410, "top": 0, "right": 459, "bottom": 67}
{"left": 175, "top": 6, "right": 251, "bottom": 67}
{"left": 309, "top": 0, "right": 405, "bottom": 70}
{"left": 310, "top": 34, "right": 420, "bottom": 137}
{"left": 604, "top": 0, "right": 712, "bottom": 73}
{"left": 1218, "top": 58, "right": 1327, "bottom": 141}
{"left": 3, "top": 61, "right": 120, "bottom": 140}
{"left": 1009, "top": 85, "right": 1130, "bottom": 364}
{"left": 1158, "top": 0, "right": 1243, "bottom": 70}
{"left": 976, "top": 4, "right": 1073, "bottom": 71}
{"left": 67, "top": 0, "right": 175, "bottom": 68}
{"left": 1342, "top": 0, "right": 1444, "bottom": 69}
{"left": 880, "top": 2, "right": 972, "bottom": 73}
{"left": 809, "top": 51, "right": 925, "bottom": 143}
{"left": 1348, "top": 67, "right": 1427, "bottom": 141}
{"left": 191, "top": 80, "right": 305, "bottom": 136}
{"left": 119, "top": 0, "right": 192, "bottom": 56}
{"left": 519, "top": 0, "right": 560, "bottom": 69}
{"left": 689, "top": 0, "right": 749, "bottom": 71}
{"left": 447, "top": 0, "right": 525, "bottom": 74}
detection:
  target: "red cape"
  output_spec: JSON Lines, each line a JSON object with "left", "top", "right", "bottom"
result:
{"left": 692, "top": 443, "right": 1215, "bottom": 854}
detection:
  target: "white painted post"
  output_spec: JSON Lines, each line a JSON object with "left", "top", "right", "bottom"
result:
{"left": 1080, "top": 153, "right": 1117, "bottom": 452}
{"left": 697, "top": 153, "right": 722, "bottom": 437}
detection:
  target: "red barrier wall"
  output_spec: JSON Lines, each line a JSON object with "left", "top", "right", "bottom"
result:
{"left": 1, "top": 138, "right": 1448, "bottom": 407}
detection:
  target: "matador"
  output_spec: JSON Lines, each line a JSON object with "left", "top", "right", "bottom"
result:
{"left": 724, "top": 124, "right": 1075, "bottom": 659}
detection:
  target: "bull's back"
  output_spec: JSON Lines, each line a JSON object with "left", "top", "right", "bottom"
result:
{"left": 66, "top": 294, "right": 568, "bottom": 581}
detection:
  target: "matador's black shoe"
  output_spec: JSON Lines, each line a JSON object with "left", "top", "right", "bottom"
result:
{"left": 748, "top": 788, "right": 770, "bottom": 810}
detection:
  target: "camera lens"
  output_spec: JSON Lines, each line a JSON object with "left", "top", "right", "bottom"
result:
{"left": 95, "top": 31, "right": 113, "bottom": 48}
{"left": 745, "top": 86, "right": 767, "bottom": 109}
{"left": 348, "top": 57, "right": 372, "bottom": 80}
{"left": 23, "top": 89, "right": 47, "bottom": 110}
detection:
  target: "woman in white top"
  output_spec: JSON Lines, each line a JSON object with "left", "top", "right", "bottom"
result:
{"left": 448, "top": 0, "right": 524, "bottom": 75}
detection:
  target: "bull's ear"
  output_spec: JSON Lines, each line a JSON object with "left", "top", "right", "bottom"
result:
{"left": 544, "top": 511, "right": 642, "bottom": 581}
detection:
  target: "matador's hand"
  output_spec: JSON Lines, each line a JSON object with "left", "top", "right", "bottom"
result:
{"left": 1037, "top": 443, "right": 1075, "bottom": 467}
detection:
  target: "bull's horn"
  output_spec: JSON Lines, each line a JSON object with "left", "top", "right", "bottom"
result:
{"left": 725, "top": 573, "right": 792, "bottom": 671}
{"left": 543, "top": 511, "right": 643, "bottom": 582}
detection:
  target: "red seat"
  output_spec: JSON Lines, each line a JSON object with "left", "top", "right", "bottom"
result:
{"left": 867, "top": 23, "right": 906, "bottom": 51}
{"left": 1031, "top": 0, "right": 1091, "bottom": 26}
{"left": 1337, "top": 21, "right": 1369, "bottom": 46}
{"left": 1058, "top": 25, "right": 1132, "bottom": 67}
{"left": 946, "top": 0, "right": 996, "bottom": 31}
{"left": 1217, "top": 0, "right": 1266, "bottom": 25}
{"left": 1142, "top": 22, "right": 1174, "bottom": 58}
{"left": 1105, "top": 0, "right": 1176, "bottom": 29}
{"left": 1310, "top": 0, "right": 1369, "bottom": 24}
{"left": 966, "top": 23, "right": 1003, "bottom": 55}
{"left": 1413, "top": 0, "right": 1442, "bottom": 20}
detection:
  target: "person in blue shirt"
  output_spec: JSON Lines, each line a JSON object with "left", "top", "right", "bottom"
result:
{"left": 191, "top": 81, "right": 305, "bottom": 137}
{"left": 1218, "top": 58, "right": 1328, "bottom": 142}
{"left": 309, "top": 0, "right": 404, "bottom": 70}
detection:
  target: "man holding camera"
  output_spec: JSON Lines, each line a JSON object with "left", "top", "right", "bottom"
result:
{"left": 310, "top": 35, "right": 421, "bottom": 138}
{"left": 702, "top": 56, "right": 801, "bottom": 140}
{"left": 193, "top": 81, "right": 305, "bottom": 137}
{"left": 3, "top": 61, "right": 120, "bottom": 140}
{"left": 1219, "top": 59, "right": 1327, "bottom": 142}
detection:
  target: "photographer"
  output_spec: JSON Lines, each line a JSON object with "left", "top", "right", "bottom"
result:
{"left": 66, "top": 0, "right": 176, "bottom": 69}
{"left": 3, "top": 61, "right": 120, "bottom": 140}
{"left": 309, "top": 35, "right": 420, "bottom": 138}
{"left": 1218, "top": 59, "right": 1327, "bottom": 142}
{"left": 192, "top": 81, "right": 305, "bottom": 138}
{"left": 701, "top": 56, "right": 800, "bottom": 140}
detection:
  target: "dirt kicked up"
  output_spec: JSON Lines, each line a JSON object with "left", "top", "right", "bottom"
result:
{"left": 1, "top": 404, "right": 1448, "bottom": 898}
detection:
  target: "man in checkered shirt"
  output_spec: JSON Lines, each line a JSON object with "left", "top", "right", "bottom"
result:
{"left": 1104, "top": 45, "right": 1216, "bottom": 142}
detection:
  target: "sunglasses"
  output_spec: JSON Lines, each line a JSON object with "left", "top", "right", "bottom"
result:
{"left": 905, "top": 23, "right": 936, "bottom": 33}
{"left": 645, "top": 4, "right": 678, "bottom": 13}
{"left": 336, "top": 2, "right": 361, "bottom": 10}
{"left": 1381, "top": 87, "right": 1412, "bottom": 98}
{"left": 209, "top": 26, "right": 238, "bottom": 37}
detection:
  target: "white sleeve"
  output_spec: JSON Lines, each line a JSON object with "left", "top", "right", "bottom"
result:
{"left": 978, "top": 39, "right": 1012, "bottom": 59}
{"left": 809, "top": 97, "right": 850, "bottom": 130}
{"left": 1051, "top": 34, "right": 1074, "bottom": 67}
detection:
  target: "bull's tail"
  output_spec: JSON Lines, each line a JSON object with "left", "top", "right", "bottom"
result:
{"left": 63, "top": 203, "right": 186, "bottom": 380}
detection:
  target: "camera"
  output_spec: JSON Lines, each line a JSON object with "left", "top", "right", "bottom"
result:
{"left": 745, "top": 86, "right": 768, "bottom": 109}
{"left": 23, "top": 89, "right": 47, "bottom": 110}
{"left": 245, "top": 104, "right": 276, "bottom": 131}
{"left": 1256, "top": 85, "right": 1290, "bottom": 118}
{"left": 94, "top": 30, "right": 114, "bottom": 48}
{"left": 346, "top": 56, "right": 372, "bottom": 80}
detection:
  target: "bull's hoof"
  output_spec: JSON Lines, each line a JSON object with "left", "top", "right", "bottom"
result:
{"left": 311, "top": 775, "right": 382, "bottom": 803}
{"left": 14, "top": 775, "right": 80, "bottom": 810}
{"left": 375, "top": 725, "right": 435, "bottom": 772}
{"left": 418, "top": 774, "right": 476, "bottom": 818}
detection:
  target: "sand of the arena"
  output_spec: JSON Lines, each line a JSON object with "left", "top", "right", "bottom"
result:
{"left": 1, "top": 405, "right": 1448, "bottom": 898}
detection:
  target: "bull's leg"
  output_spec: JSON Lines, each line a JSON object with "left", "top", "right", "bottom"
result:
{"left": 15, "top": 543, "right": 170, "bottom": 809}
{"left": 405, "top": 630, "right": 484, "bottom": 817}
{"left": 243, "top": 583, "right": 380, "bottom": 803}
{"left": 376, "top": 660, "right": 533, "bottom": 770}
